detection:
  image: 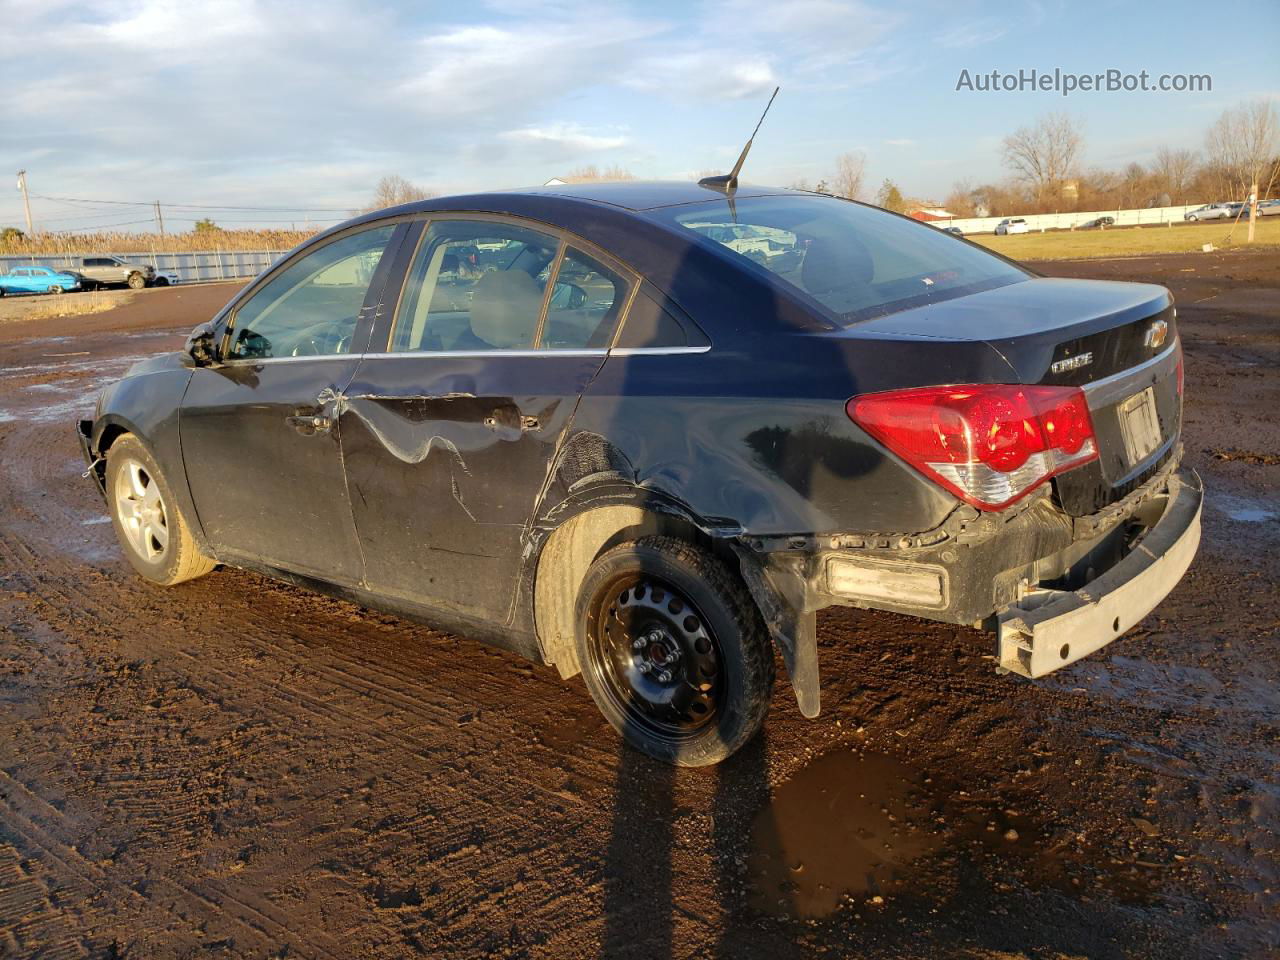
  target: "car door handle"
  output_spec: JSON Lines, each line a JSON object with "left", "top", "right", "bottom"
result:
{"left": 286, "top": 414, "right": 333, "bottom": 435}
{"left": 482, "top": 413, "right": 540, "bottom": 432}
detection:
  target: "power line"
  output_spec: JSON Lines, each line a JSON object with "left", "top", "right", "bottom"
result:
{"left": 31, "top": 193, "right": 354, "bottom": 212}
{"left": 48, "top": 217, "right": 160, "bottom": 233}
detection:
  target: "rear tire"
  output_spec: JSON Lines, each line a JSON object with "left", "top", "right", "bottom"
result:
{"left": 106, "top": 434, "right": 215, "bottom": 585}
{"left": 575, "top": 536, "right": 775, "bottom": 767}
{"left": 48, "top": 285, "right": 63, "bottom": 295}
{"left": 127, "top": 272, "right": 146, "bottom": 290}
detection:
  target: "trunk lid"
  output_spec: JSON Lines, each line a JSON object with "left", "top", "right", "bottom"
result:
{"left": 849, "top": 277, "right": 1181, "bottom": 515}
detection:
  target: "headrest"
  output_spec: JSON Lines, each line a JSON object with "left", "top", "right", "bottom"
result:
{"left": 470, "top": 270, "right": 541, "bottom": 348}
{"left": 800, "top": 234, "right": 875, "bottom": 295}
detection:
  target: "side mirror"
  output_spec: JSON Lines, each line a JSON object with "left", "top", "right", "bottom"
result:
{"left": 551, "top": 280, "right": 587, "bottom": 311}
{"left": 182, "top": 322, "right": 217, "bottom": 368}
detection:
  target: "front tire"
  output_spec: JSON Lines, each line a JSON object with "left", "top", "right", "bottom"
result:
{"left": 575, "top": 536, "right": 775, "bottom": 767}
{"left": 127, "top": 272, "right": 146, "bottom": 290}
{"left": 106, "top": 434, "right": 215, "bottom": 585}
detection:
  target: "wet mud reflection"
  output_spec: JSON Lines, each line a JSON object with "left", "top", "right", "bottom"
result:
{"left": 749, "top": 748, "right": 1156, "bottom": 919}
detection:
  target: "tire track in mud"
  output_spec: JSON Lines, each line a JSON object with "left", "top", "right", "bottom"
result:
{"left": 2, "top": 261, "right": 1279, "bottom": 959}
{"left": 0, "top": 409, "right": 671, "bottom": 955}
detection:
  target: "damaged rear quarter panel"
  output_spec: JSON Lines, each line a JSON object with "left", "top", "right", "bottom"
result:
{"left": 566, "top": 333, "right": 1013, "bottom": 538}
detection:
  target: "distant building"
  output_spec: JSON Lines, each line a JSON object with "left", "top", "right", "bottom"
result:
{"left": 906, "top": 206, "right": 955, "bottom": 222}
{"left": 544, "top": 177, "right": 568, "bottom": 186}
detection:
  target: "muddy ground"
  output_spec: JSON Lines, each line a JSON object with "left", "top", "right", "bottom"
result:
{"left": 0, "top": 253, "right": 1275, "bottom": 960}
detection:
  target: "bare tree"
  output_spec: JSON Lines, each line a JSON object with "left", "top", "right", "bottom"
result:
{"left": 832, "top": 152, "right": 866, "bottom": 200}
{"left": 944, "top": 180, "right": 977, "bottom": 217}
{"left": 1204, "top": 99, "right": 1279, "bottom": 239}
{"left": 564, "top": 165, "right": 636, "bottom": 182}
{"left": 1152, "top": 147, "right": 1198, "bottom": 205}
{"left": 365, "top": 174, "right": 435, "bottom": 212}
{"left": 1002, "top": 112, "right": 1084, "bottom": 210}
{"left": 787, "top": 177, "right": 813, "bottom": 192}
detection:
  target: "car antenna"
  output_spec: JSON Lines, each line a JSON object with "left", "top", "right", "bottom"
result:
{"left": 698, "top": 86, "right": 779, "bottom": 194}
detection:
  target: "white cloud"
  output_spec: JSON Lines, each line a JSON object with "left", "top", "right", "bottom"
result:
{"left": 884, "top": 138, "right": 917, "bottom": 147}
{"left": 0, "top": 0, "right": 916, "bottom": 223}
{"left": 933, "top": 20, "right": 1008, "bottom": 49}
{"left": 502, "top": 124, "right": 629, "bottom": 152}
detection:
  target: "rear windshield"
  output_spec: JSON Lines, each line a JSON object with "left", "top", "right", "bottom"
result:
{"left": 654, "top": 194, "right": 1029, "bottom": 324}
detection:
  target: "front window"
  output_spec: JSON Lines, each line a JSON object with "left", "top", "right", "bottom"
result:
{"left": 227, "top": 224, "right": 395, "bottom": 359}
{"left": 655, "top": 195, "right": 1029, "bottom": 324}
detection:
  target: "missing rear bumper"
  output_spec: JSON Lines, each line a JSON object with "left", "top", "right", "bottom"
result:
{"left": 996, "top": 468, "right": 1202, "bottom": 678}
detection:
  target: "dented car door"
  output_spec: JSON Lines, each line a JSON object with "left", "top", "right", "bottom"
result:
{"left": 338, "top": 217, "right": 632, "bottom": 629}
{"left": 179, "top": 223, "right": 406, "bottom": 584}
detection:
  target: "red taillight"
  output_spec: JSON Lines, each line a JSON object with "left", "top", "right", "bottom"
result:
{"left": 847, "top": 384, "right": 1099, "bottom": 510}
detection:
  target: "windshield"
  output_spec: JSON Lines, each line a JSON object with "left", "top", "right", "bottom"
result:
{"left": 655, "top": 194, "right": 1030, "bottom": 324}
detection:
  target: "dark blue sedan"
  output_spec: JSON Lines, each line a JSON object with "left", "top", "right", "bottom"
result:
{"left": 78, "top": 181, "right": 1201, "bottom": 765}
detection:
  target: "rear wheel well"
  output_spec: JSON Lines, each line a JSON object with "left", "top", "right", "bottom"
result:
{"left": 533, "top": 506, "right": 740, "bottom": 679}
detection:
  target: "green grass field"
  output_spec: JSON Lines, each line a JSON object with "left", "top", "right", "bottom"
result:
{"left": 973, "top": 216, "right": 1280, "bottom": 260}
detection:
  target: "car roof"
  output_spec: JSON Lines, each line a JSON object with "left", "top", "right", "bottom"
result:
{"left": 446, "top": 180, "right": 798, "bottom": 212}
{"left": 316, "top": 181, "right": 837, "bottom": 338}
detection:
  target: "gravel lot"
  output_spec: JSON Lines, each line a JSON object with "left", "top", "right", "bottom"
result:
{"left": 0, "top": 254, "right": 1275, "bottom": 959}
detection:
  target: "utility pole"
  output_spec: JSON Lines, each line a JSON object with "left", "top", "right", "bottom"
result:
{"left": 153, "top": 200, "right": 165, "bottom": 236}
{"left": 16, "top": 170, "right": 33, "bottom": 234}
{"left": 1247, "top": 181, "right": 1257, "bottom": 244}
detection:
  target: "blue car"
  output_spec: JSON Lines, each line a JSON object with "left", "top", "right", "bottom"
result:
{"left": 0, "top": 265, "right": 81, "bottom": 296}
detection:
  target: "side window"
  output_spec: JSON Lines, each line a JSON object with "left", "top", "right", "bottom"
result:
{"left": 391, "top": 220, "right": 559, "bottom": 352}
{"left": 539, "top": 247, "right": 629, "bottom": 350}
{"left": 227, "top": 224, "right": 395, "bottom": 360}
{"left": 614, "top": 289, "right": 707, "bottom": 349}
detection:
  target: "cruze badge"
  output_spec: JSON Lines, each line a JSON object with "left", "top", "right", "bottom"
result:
{"left": 1145, "top": 319, "right": 1169, "bottom": 349}
{"left": 1052, "top": 352, "right": 1093, "bottom": 374}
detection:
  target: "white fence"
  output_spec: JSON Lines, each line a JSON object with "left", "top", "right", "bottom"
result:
{"left": 0, "top": 249, "right": 286, "bottom": 283}
{"left": 936, "top": 203, "right": 1210, "bottom": 235}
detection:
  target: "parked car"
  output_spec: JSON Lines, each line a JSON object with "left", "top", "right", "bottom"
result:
{"left": 0, "top": 265, "right": 81, "bottom": 295}
{"left": 935, "top": 224, "right": 964, "bottom": 236}
{"left": 153, "top": 270, "right": 181, "bottom": 287}
{"left": 994, "top": 217, "right": 1030, "bottom": 235}
{"left": 1184, "top": 203, "right": 1235, "bottom": 221}
{"left": 1080, "top": 216, "right": 1116, "bottom": 229}
{"left": 74, "top": 255, "right": 156, "bottom": 289}
{"left": 79, "top": 182, "right": 1201, "bottom": 766}
{"left": 1255, "top": 199, "right": 1280, "bottom": 216}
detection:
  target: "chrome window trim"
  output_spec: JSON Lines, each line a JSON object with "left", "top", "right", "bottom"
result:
{"left": 218, "top": 353, "right": 358, "bottom": 366}
{"left": 360, "top": 345, "right": 709, "bottom": 360}
{"left": 215, "top": 344, "right": 712, "bottom": 365}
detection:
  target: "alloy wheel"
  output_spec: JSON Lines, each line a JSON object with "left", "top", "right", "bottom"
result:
{"left": 113, "top": 458, "right": 169, "bottom": 562}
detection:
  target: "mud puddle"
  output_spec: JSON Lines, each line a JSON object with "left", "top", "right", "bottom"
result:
{"left": 1210, "top": 493, "right": 1277, "bottom": 524}
{"left": 748, "top": 748, "right": 1156, "bottom": 919}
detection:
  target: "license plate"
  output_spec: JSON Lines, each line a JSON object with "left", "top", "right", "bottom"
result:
{"left": 1118, "top": 387, "right": 1161, "bottom": 464}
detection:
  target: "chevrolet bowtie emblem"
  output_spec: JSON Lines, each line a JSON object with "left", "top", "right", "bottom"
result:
{"left": 1145, "top": 319, "right": 1169, "bottom": 349}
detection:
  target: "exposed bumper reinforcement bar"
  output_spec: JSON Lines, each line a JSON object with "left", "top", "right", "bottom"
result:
{"left": 997, "top": 468, "right": 1203, "bottom": 678}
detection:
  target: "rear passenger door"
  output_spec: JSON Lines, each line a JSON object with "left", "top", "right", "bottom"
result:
{"left": 339, "top": 215, "right": 634, "bottom": 628}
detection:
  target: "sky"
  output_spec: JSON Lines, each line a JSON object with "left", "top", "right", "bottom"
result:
{"left": 1, "top": 0, "right": 1277, "bottom": 232}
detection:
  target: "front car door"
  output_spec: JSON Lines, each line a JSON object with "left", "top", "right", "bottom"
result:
{"left": 180, "top": 221, "right": 406, "bottom": 585}
{"left": 338, "top": 216, "right": 634, "bottom": 640}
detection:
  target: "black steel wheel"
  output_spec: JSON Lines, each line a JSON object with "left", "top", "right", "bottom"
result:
{"left": 575, "top": 536, "right": 774, "bottom": 766}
